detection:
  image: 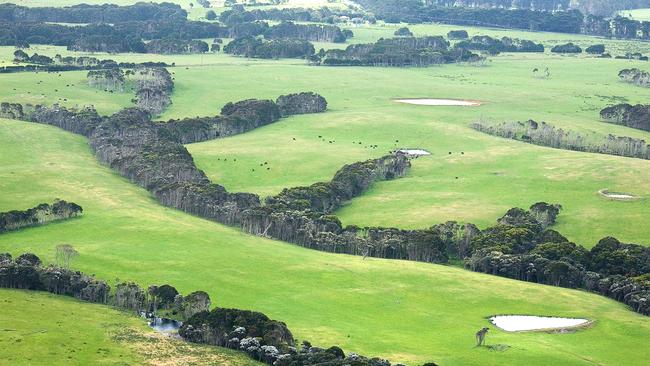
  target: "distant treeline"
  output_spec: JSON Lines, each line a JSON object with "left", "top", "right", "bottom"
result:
{"left": 0, "top": 200, "right": 82, "bottom": 234}
{"left": 354, "top": 0, "right": 650, "bottom": 40}
{"left": 471, "top": 119, "right": 650, "bottom": 160}
{"left": 455, "top": 35, "right": 544, "bottom": 53}
{"left": 219, "top": 5, "right": 372, "bottom": 24}
{"left": 318, "top": 36, "right": 483, "bottom": 67}
{"left": 0, "top": 2, "right": 187, "bottom": 23}
{"left": 3, "top": 50, "right": 169, "bottom": 73}
{"left": 0, "top": 3, "right": 352, "bottom": 53}
{"left": 0, "top": 253, "right": 408, "bottom": 366}
{"left": 224, "top": 37, "right": 315, "bottom": 59}
{"left": 426, "top": 0, "right": 571, "bottom": 12}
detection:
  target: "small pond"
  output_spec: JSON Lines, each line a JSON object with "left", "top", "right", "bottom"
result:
{"left": 489, "top": 315, "right": 590, "bottom": 332}
{"left": 141, "top": 312, "right": 182, "bottom": 333}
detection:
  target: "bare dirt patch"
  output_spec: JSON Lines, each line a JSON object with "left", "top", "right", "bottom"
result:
{"left": 394, "top": 98, "right": 482, "bottom": 106}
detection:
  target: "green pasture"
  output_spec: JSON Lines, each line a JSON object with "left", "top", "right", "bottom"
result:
{"left": 2, "top": 18, "right": 650, "bottom": 366}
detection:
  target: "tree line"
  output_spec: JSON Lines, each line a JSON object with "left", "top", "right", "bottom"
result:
{"left": 318, "top": 36, "right": 483, "bottom": 67}
{"left": 0, "top": 200, "right": 82, "bottom": 234}
{"left": 0, "top": 2, "right": 187, "bottom": 23}
{"left": 466, "top": 207, "right": 650, "bottom": 316}
{"left": 219, "top": 5, "right": 371, "bottom": 25}
{"left": 355, "top": 0, "right": 650, "bottom": 40}
{"left": 0, "top": 252, "right": 418, "bottom": 366}
{"left": 455, "top": 35, "right": 544, "bottom": 53}
{"left": 471, "top": 119, "right": 650, "bottom": 160}
{"left": 601, "top": 103, "right": 650, "bottom": 132}
{"left": 3, "top": 95, "right": 650, "bottom": 318}
{"left": 3, "top": 50, "right": 169, "bottom": 73}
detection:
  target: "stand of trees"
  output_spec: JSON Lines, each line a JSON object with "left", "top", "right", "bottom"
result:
{"left": 551, "top": 42, "right": 583, "bottom": 53}
{"left": 132, "top": 67, "right": 174, "bottom": 115}
{"left": 87, "top": 69, "right": 125, "bottom": 92}
{"left": 0, "top": 200, "right": 82, "bottom": 234}
{"left": 4, "top": 95, "right": 650, "bottom": 318}
{"left": 224, "top": 37, "right": 315, "bottom": 59}
{"left": 219, "top": 6, "right": 370, "bottom": 24}
{"left": 0, "top": 2, "right": 187, "bottom": 23}
{"left": 425, "top": 0, "right": 571, "bottom": 12}
{"left": 466, "top": 208, "right": 650, "bottom": 315}
{"left": 4, "top": 51, "right": 169, "bottom": 73}
{"left": 455, "top": 35, "right": 544, "bottom": 53}
{"left": 144, "top": 39, "right": 209, "bottom": 54}
{"left": 320, "top": 36, "right": 483, "bottom": 67}
{"left": 472, "top": 119, "right": 650, "bottom": 160}
{"left": 447, "top": 30, "right": 469, "bottom": 39}
{"left": 618, "top": 68, "right": 650, "bottom": 87}
{"left": 601, "top": 103, "right": 650, "bottom": 132}
{"left": 0, "top": 253, "right": 407, "bottom": 366}
{"left": 354, "top": 0, "right": 650, "bottom": 40}
{"left": 264, "top": 21, "right": 352, "bottom": 43}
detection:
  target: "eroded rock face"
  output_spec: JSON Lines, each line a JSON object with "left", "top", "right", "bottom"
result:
{"left": 276, "top": 92, "right": 327, "bottom": 117}
{"left": 600, "top": 103, "right": 650, "bottom": 132}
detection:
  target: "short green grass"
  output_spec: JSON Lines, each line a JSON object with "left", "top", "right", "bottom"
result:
{"left": 620, "top": 8, "right": 650, "bottom": 21}
{"left": 2, "top": 118, "right": 650, "bottom": 365}
{"left": 3, "top": 20, "right": 650, "bottom": 366}
{"left": 0, "top": 289, "right": 262, "bottom": 365}
{"left": 0, "top": 289, "right": 146, "bottom": 365}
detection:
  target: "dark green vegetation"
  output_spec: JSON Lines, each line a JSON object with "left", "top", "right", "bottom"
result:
{"left": 0, "top": 200, "right": 82, "bottom": 234}
{"left": 355, "top": 0, "right": 650, "bottom": 39}
{"left": 619, "top": 67, "right": 650, "bottom": 87}
{"left": 472, "top": 119, "right": 650, "bottom": 160}
{"left": 551, "top": 42, "right": 583, "bottom": 53}
{"left": 600, "top": 103, "right": 650, "bottom": 132}
{"left": 224, "top": 37, "right": 315, "bottom": 59}
{"left": 5, "top": 83, "right": 650, "bottom": 320}
{"left": 0, "top": 289, "right": 264, "bottom": 366}
{"left": 0, "top": 252, "right": 405, "bottom": 365}
{"left": 3, "top": 1, "right": 650, "bottom": 365}
{"left": 455, "top": 35, "right": 544, "bottom": 53}
{"left": 320, "top": 36, "right": 482, "bottom": 66}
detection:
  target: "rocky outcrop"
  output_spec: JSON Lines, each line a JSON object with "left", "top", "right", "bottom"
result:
{"left": 0, "top": 200, "right": 83, "bottom": 234}
{"left": 276, "top": 92, "right": 327, "bottom": 117}
{"left": 600, "top": 103, "right": 650, "bottom": 132}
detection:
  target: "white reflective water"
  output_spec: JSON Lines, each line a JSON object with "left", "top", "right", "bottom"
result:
{"left": 398, "top": 149, "right": 431, "bottom": 156}
{"left": 395, "top": 99, "right": 481, "bottom": 106}
{"left": 489, "top": 315, "right": 589, "bottom": 332}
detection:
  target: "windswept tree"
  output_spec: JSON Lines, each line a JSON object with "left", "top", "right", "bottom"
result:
{"left": 55, "top": 244, "right": 79, "bottom": 269}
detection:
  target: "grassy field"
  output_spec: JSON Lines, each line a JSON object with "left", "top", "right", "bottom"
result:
{"left": 0, "top": 289, "right": 260, "bottom": 366}
{"left": 2, "top": 18, "right": 650, "bottom": 366}
{"left": 620, "top": 8, "right": 650, "bottom": 21}
{"left": 1, "top": 118, "right": 650, "bottom": 365}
